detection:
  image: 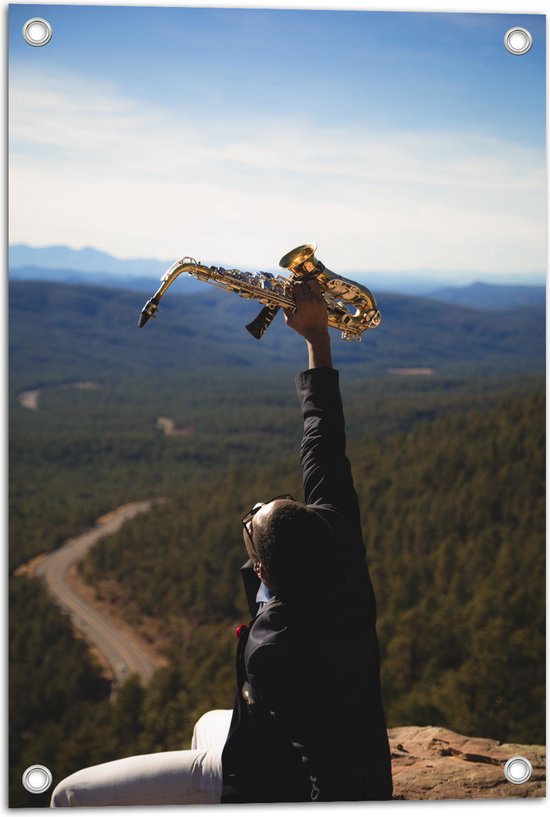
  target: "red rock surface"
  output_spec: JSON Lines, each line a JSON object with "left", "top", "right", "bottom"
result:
{"left": 389, "top": 726, "right": 545, "bottom": 800}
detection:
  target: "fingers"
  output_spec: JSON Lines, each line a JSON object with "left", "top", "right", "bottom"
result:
{"left": 291, "top": 279, "right": 324, "bottom": 302}
{"left": 285, "top": 279, "right": 328, "bottom": 337}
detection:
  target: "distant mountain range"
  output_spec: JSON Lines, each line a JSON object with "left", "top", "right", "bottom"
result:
{"left": 8, "top": 244, "right": 546, "bottom": 310}
{"left": 428, "top": 281, "right": 546, "bottom": 311}
{"left": 9, "top": 244, "right": 171, "bottom": 277}
{"left": 8, "top": 244, "right": 204, "bottom": 294}
{"left": 8, "top": 265, "right": 174, "bottom": 295}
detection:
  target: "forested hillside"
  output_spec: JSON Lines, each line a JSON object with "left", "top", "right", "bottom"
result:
{"left": 9, "top": 279, "right": 545, "bottom": 806}
{"left": 9, "top": 280, "right": 546, "bottom": 393}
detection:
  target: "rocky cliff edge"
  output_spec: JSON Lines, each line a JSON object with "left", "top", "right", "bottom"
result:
{"left": 389, "top": 726, "right": 545, "bottom": 799}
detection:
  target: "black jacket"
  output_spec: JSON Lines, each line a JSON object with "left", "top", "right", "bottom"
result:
{"left": 221, "top": 367, "right": 393, "bottom": 803}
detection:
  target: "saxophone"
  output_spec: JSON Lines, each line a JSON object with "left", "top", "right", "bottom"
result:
{"left": 138, "top": 244, "right": 381, "bottom": 341}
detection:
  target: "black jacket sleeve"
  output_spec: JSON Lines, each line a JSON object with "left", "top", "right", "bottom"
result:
{"left": 295, "top": 367, "right": 362, "bottom": 539}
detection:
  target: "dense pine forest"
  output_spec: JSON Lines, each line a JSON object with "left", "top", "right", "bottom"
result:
{"left": 9, "top": 279, "right": 545, "bottom": 806}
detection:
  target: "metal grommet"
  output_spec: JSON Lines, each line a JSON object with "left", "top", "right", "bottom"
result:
{"left": 22, "top": 764, "right": 53, "bottom": 794}
{"left": 504, "top": 756, "right": 533, "bottom": 784}
{"left": 503, "top": 27, "right": 533, "bottom": 56}
{"left": 22, "top": 18, "right": 53, "bottom": 47}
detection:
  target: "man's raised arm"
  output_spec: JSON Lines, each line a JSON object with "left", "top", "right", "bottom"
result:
{"left": 284, "top": 282, "right": 363, "bottom": 539}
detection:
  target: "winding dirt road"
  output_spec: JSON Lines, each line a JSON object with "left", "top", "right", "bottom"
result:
{"left": 17, "top": 381, "right": 102, "bottom": 411}
{"left": 33, "top": 501, "right": 160, "bottom": 686}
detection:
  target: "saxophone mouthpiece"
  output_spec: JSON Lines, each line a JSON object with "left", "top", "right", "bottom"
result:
{"left": 138, "top": 296, "right": 159, "bottom": 327}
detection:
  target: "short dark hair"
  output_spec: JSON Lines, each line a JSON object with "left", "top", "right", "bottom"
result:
{"left": 254, "top": 502, "right": 337, "bottom": 600}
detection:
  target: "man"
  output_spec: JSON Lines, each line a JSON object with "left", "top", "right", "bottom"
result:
{"left": 221, "top": 279, "right": 392, "bottom": 802}
{"left": 51, "top": 280, "right": 391, "bottom": 806}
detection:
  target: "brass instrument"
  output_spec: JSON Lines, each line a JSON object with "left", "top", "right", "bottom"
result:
{"left": 138, "top": 244, "right": 381, "bottom": 341}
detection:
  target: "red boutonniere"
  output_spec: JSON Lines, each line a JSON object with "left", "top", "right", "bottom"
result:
{"left": 235, "top": 624, "right": 249, "bottom": 640}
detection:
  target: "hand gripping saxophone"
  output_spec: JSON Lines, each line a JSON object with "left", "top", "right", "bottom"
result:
{"left": 138, "top": 244, "right": 381, "bottom": 341}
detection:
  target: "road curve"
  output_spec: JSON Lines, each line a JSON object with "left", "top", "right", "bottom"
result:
{"left": 35, "top": 501, "right": 160, "bottom": 686}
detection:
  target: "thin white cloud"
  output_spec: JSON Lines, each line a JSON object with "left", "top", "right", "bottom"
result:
{"left": 9, "top": 69, "right": 545, "bottom": 278}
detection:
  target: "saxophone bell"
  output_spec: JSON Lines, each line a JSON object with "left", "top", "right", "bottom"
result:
{"left": 279, "top": 243, "right": 323, "bottom": 277}
{"left": 244, "top": 243, "right": 324, "bottom": 338}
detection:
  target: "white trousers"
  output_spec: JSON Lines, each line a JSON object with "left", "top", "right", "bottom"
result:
{"left": 50, "top": 709, "right": 233, "bottom": 807}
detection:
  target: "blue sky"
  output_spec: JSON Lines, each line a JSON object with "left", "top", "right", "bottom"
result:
{"left": 8, "top": 3, "right": 546, "bottom": 284}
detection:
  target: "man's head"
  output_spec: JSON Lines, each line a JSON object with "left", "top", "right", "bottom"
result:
{"left": 242, "top": 496, "right": 337, "bottom": 600}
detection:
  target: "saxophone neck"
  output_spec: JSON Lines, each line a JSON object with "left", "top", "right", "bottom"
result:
{"left": 159, "top": 258, "right": 202, "bottom": 292}
{"left": 138, "top": 258, "right": 205, "bottom": 327}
